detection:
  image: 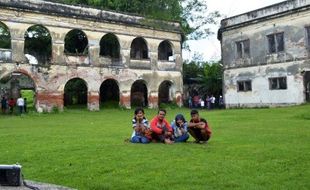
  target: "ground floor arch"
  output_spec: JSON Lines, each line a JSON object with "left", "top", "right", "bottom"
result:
{"left": 100, "top": 79, "right": 120, "bottom": 107}
{"left": 64, "top": 78, "right": 88, "bottom": 108}
{"left": 131, "top": 80, "right": 148, "bottom": 107}
{"left": 158, "top": 80, "right": 174, "bottom": 106}
{"left": 0, "top": 71, "right": 36, "bottom": 111}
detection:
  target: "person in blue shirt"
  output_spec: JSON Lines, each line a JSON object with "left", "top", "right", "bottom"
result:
{"left": 130, "top": 107, "right": 151, "bottom": 144}
{"left": 171, "top": 114, "right": 189, "bottom": 143}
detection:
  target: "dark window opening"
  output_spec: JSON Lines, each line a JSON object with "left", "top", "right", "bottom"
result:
{"left": 130, "top": 37, "right": 148, "bottom": 59}
{"left": 64, "top": 29, "right": 88, "bottom": 55}
{"left": 267, "top": 33, "right": 284, "bottom": 54}
{"left": 24, "top": 25, "right": 52, "bottom": 65}
{"left": 131, "top": 80, "right": 148, "bottom": 107}
{"left": 158, "top": 81, "right": 173, "bottom": 106}
{"left": 100, "top": 79, "right": 120, "bottom": 108}
{"left": 237, "top": 80, "right": 252, "bottom": 92}
{"left": 100, "top": 33, "right": 120, "bottom": 59}
{"left": 0, "top": 22, "right": 11, "bottom": 49}
{"left": 64, "top": 78, "right": 88, "bottom": 108}
{"left": 236, "top": 39, "right": 250, "bottom": 58}
{"left": 158, "top": 40, "right": 173, "bottom": 61}
{"left": 269, "top": 77, "right": 287, "bottom": 90}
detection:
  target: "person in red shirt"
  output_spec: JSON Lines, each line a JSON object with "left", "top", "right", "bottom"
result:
{"left": 150, "top": 109, "right": 174, "bottom": 144}
{"left": 188, "top": 109, "right": 212, "bottom": 143}
{"left": 8, "top": 98, "right": 15, "bottom": 114}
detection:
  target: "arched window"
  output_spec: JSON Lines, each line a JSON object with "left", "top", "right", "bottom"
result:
{"left": 158, "top": 40, "right": 173, "bottom": 61}
{"left": 64, "top": 29, "right": 88, "bottom": 55}
{"left": 24, "top": 25, "right": 52, "bottom": 64}
{"left": 0, "top": 22, "right": 11, "bottom": 49}
{"left": 130, "top": 37, "right": 148, "bottom": 59}
{"left": 100, "top": 33, "right": 120, "bottom": 59}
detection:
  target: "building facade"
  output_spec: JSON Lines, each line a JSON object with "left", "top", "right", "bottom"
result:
{"left": 218, "top": 0, "right": 310, "bottom": 108}
{"left": 0, "top": 0, "right": 183, "bottom": 112}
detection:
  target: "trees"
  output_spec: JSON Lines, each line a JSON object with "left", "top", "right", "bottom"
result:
{"left": 183, "top": 60, "right": 223, "bottom": 98}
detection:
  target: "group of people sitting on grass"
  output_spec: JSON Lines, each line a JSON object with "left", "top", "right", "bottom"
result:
{"left": 130, "top": 108, "right": 212, "bottom": 144}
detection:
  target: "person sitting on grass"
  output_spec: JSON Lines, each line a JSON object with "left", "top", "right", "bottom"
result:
{"left": 171, "top": 114, "right": 189, "bottom": 143}
{"left": 188, "top": 109, "right": 212, "bottom": 143}
{"left": 150, "top": 109, "right": 174, "bottom": 144}
{"left": 130, "top": 107, "right": 151, "bottom": 144}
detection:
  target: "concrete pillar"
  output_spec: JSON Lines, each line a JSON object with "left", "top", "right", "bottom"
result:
{"left": 176, "top": 91, "right": 183, "bottom": 107}
{"left": 120, "top": 91, "right": 131, "bottom": 109}
{"left": 87, "top": 91, "right": 99, "bottom": 111}
{"left": 148, "top": 91, "right": 158, "bottom": 108}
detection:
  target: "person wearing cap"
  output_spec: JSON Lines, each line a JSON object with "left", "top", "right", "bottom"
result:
{"left": 188, "top": 109, "right": 212, "bottom": 143}
{"left": 171, "top": 114, "right": 189, "bottom": 142}
{"left": 150, "top": 109, "right": 173, "bottom": 144}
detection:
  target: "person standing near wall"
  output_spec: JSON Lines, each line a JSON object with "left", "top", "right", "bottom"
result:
{"left": 23, "top": 98, "right": 27, "bottom": 113}
{"left": 8, "top": 98, "right": 15, "bottom": 114}
{"left": 1, "top": 96, "right": 8, "bottom": 114}
{"left": 16, "top": 96, "right": 24, "bottom": 114}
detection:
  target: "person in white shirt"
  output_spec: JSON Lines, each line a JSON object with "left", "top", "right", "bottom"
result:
{"left": 16, "top": 96, "right": 24, "bottom": 114}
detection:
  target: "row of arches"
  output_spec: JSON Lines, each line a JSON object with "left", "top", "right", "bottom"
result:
{"left": 0, "top": 22, "right": 174, "bottom": 64}
{"left": 0, "top": 72, "right": 175, "bottom": 109}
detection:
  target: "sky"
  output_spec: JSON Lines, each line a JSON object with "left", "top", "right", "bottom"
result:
{"left": 183, "top": 0, "right": 285, "bottom": 61}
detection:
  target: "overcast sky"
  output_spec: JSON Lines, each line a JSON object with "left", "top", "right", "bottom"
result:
{"left": 183, "top": 0, "right": 285, "bottom": 61}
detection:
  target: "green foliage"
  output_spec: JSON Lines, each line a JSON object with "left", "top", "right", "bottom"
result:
{"left": 183, "top": 60, "right": 223, "bottom": 96}
{"left": 0, "top": 105, "right": 309, "bottom": 189}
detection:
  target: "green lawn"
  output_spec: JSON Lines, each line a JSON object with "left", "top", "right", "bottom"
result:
{"left": 0, "top": 105, "right": 309, "bottom": 190}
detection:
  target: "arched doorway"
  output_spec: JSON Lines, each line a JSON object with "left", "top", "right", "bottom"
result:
{"left": 100, "top": 79, "right": 120, "bottom": 108}
{"left": 64, "top": 78, "right": 88, "bottom": 108}
{"left": 131, "top": 80, "right": 148, "bottom": 107}
{"left": 0, "top": 72, "right": 36, "bottom": 111}
{"left": 158, "top": 80, "right": 174, "bottom": 106}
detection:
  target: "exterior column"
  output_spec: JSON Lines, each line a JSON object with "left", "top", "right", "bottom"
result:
{"left": 88, "top": 91, "right": 99, "bottom": 111}
{"left": 120, "top": 91, "right": 131, "bottom": 109}
{"left": 176, "top": 91, "right": 183, "bottom": 107}
{"left": 148, "top": 91, "right": 158, "bottom": 108}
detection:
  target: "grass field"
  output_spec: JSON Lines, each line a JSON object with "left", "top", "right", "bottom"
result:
{"left": 0, "top": 105, "right": 309, "bottom": 190}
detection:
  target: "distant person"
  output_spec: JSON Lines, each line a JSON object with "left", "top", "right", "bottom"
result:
{"left": 130, "top": 108, "right": 150, "bottom": 144}
{"left": 219, "top": 95, "right": 224, "bottom": 109}
{"left": 1, "top": 96, "right": 8, "bottom": 114}
{"left": 188, "top": 96, "right": 192, "bottom": 109}
{"left": 16, "top": 96, "right": 24, "bottom": 114}
{"left": 24, "top": 98, "right": 27, "bottom": 113}
{"left": 150, "top": 109, "right": 173, "bottom": 144}
{"left": 200, "top": 99, "right": 205, "bottom": 109}
{"left": 206, "top": 96, "right": 211, "bottom": 110}
{"left": 210, "top": 95, "right": 216, "bottom": 109}
{"left": 188, "top": 110, "right": 212, "bottom": 143}
{"left": 171, "top": 114, "right": 189, "bottom": 143}
{"left": 8, "top": 98, "right": 15, "bottom": 114}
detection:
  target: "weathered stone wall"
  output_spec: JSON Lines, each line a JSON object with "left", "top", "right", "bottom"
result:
{"left": 219, "top": 0, "right": 310, "bottom": 107}
{"left": 0, "top": 0, "right": 183, "bottom": 112}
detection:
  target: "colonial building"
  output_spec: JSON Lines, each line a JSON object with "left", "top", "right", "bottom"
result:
{"left": 0, "top": 0, "right": 183, "bottom": 112}
{"left": 218, "top": 0, "right": 310, "bottom": 108}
